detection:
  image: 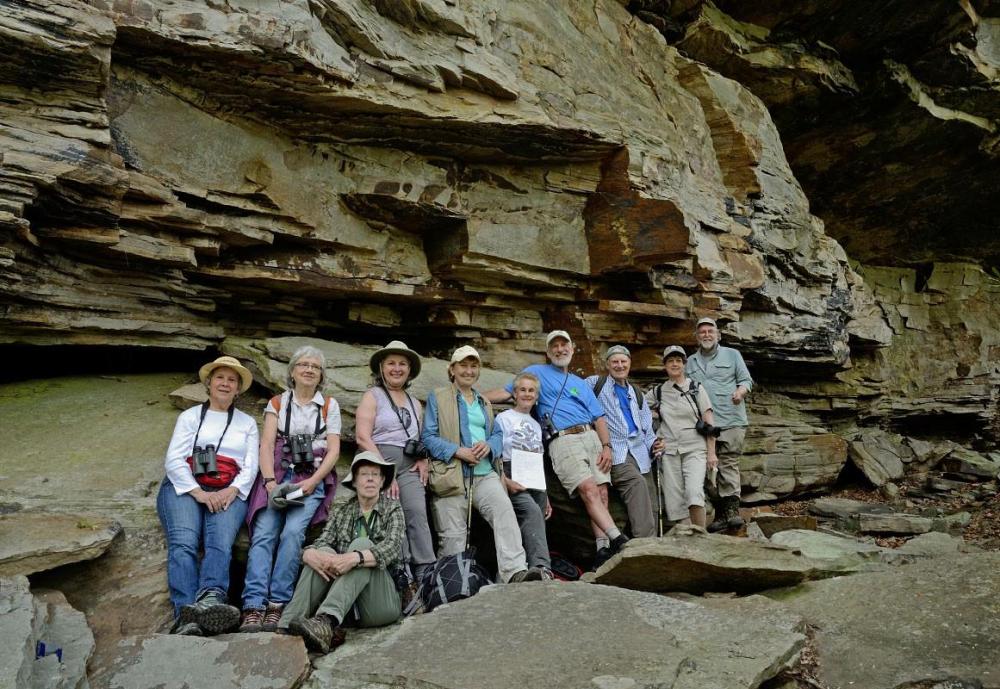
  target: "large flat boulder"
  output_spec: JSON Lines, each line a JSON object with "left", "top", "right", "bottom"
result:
{"left": 222, "top": 336, "right": 514, "bottom": 440}
{"left": 91, "top": 633, "right": 309, "bottom": 689}
{"left": 593, "top": 528, "right": 843, "bottom": 594}
{"left": 772, "top": 553, "right": 1000, "bottom": 689}
{"left": 0, "top": 511, "right": 121, "bottom": 577}
{"left": 307, "top": 581, "right": 805, "bottom": 689}
{"left": 847, "top": 428, "right": 909, "bottom": 487}
{"left": 769, "top": 529, "right": 894, "bottom": 571}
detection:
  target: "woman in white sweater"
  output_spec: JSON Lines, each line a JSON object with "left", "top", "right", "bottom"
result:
{"left": 157, "top": 356, "right": 259, "bottom": 636}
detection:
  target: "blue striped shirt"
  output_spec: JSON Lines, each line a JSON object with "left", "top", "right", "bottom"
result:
{"left": 584, "top": 375, "right": 657, "bottom": 473}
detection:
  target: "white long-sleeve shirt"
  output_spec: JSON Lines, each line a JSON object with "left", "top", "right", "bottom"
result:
{"left": 164, "top": 404, "right": 260, "bottom": 499}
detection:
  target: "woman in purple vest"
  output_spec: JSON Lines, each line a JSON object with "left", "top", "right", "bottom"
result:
{"left": 239, "top": 345, "right": 341, "bottom": 632}
{"left": 355, "top": 341, "right": 436, "bottom": 585}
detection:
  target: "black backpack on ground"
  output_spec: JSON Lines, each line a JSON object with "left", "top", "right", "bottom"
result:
{"left": 410, "top": 549, "right": 493, "bottom": 614}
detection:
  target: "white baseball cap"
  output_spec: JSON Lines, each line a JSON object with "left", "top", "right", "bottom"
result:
{"left": 545, "top": 330, "right": 573, "bottom": 346}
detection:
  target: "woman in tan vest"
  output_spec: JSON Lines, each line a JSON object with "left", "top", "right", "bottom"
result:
{"left": 421, "top": 346, "right": 540, "bottom": 583}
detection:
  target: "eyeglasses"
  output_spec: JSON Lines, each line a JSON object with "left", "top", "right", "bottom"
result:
{"left": 294, "top": 362, "right": 323, "bottom": 371}
{"left": 356, "top": 470, "right": 382, "bottom": 480}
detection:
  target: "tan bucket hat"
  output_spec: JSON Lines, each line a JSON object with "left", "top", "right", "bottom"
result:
{"left": 369, "top": 340, "right": 421, "bottom": 379}
{"left": 199, "top": 355, "right": 253, "bottom": 393}
{"left": 341, "top": 451, "right": 396, "bottom": 490}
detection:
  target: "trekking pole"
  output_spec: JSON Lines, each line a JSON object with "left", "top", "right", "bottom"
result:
{"left": 653, "top": 452, "right": 664, "bottom": 537}
{"left": 464, "top": 468, "right": 474, "bottom": 552}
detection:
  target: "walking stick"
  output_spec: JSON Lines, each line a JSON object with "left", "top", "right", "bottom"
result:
{"left": 653, "top": 452, "right": 664, "bottom": 537}
{"left": 464, "top": 468, "right": 475, "bottom": 552}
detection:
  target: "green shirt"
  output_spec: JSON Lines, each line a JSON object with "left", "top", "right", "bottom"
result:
{"left": 463, "top": 397, "right": 493, "bottom": 476}
{"left": 310, "top": 495, "right": 404, "bottom": 568}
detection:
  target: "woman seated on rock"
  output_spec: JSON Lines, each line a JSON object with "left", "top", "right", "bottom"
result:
{"left": 158, "top": 356, "right": 259, "bottom": 635}
{"left": 280, "top": 452, "right": 405, "bottom": 654}
{"left": 422, "top": 345, "right": 541, "bottom": 583}
{"left": 645, "top": 346, "right": 718, "bottom": 529}
{"left": 240, "top": 345, "right": 341, "bottom": 633}
{"left": 355, "top": 341, "right": 435, "bottom": 585}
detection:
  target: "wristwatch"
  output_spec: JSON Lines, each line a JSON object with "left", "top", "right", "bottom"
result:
{"left": 354, "top": 550, "right": 365, "bottom": 565}
{"left": 602, "top": 443, "right": 612, "bottom": 449}
{"left": 263, "top": 477, "right": 276, "bottom": 485}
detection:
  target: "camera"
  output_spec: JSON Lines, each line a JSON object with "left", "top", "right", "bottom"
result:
{"left": 283, "top": 434, "right": 315, "bottom": 473}
{"left": 541, "top": 414, "right": 557, "bottom": 446}
{"left": 404, "top": 438, "right": 428, "bottom": 459}
{"left": 192, "top": 445, "right": 218, "bottom": 477}
{"left": 695, "top": 419, "right": 722, "bottom": 438}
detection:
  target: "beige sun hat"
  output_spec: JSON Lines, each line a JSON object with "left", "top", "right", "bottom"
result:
{"left": 661, "top": 345, "right": 688, "bottom": 361}
{"left": 199, "top": 355, "right": 254, "bottom": 393}
{"left": 450, "top": 345, "right": 481, "bottom": 364}
{"left": 369, "top": 340, "right": 422, "bottom": 379}
{"left": 341, "top": 451, "right": 396, "bottom": 490}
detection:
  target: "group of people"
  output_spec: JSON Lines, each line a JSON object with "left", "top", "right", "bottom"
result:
{"left": 156, "top": 317, "right": 752, "bottom": 653}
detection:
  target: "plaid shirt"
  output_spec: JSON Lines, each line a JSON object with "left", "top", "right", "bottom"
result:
{"left": 308, "top": 494, "right": 404, "bottom": 568}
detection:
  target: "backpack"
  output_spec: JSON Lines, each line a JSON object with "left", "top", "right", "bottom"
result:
{"left": 414, "top": 550, "right": 493, "bottom": 614}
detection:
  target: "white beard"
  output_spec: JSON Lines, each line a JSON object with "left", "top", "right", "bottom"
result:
{"left": 550, "top": 353, "right": 573, "bottom": 368}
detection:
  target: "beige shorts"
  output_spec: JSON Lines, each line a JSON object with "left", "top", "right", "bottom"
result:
{"left": 549, "top": 429, "right": 610, "bottom": 496}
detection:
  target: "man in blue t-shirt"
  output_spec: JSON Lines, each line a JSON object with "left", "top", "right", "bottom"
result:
{"left": 487, "top": 330, "right": 628, "bottom": 568}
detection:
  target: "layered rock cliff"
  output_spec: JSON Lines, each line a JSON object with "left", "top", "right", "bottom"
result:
{"left": 1, "top": 1, "right": 998, "bottom": 502}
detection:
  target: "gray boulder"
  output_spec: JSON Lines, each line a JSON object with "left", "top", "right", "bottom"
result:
{"left": 307, "top": 581, "right": 806, "bottom": 689}
{"left": 0, "top": 576, "right": 94, "bottom": 689}
{"left": 848, "top": 428, "right": 908, "bottom": 486}
{"left": 91, "top": 633, "right": 309, "bottom": 689}
{"left": 896, "top": 532, "right": 980, "bottom": 557}
{"left": 771, "top": 552, "right": 1000, "bottom": 689}
{"left": 939, "top": 447, "right": 1000, "bottom": 480}
{"left": 222, "top": 336, "right": 514, "bottom": 439}
{"left": 593, "top": 528, "right": 845, "bottom": 594}
{"left": 809, "top": 497, "right": 876, "bottom": 520}
{"left": 858, "top": 512, "right": 933, "bottom": 535}
{"left": 769, "top": 529, "right": 892, "bottom": 571}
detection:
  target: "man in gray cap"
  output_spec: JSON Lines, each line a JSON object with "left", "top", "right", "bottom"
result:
{"left": 685, "top": 318, "right": 753, "bottom": 532}
{"left": 585, "top": 345, "right": 660, "bottom": 542}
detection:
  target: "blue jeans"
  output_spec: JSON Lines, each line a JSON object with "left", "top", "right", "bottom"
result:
{"left": 156, "top": 478, "right": 248, "bottom": 617}
{"left": 242, "top": 481, "right": 325, "bottom": 610}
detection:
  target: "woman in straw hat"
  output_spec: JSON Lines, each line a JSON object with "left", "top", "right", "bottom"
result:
{"left": 157, "top": 355, "right": 259, "bottom": 636}
{"left": 355, "top": 341, "right": 436, "bottom": 585}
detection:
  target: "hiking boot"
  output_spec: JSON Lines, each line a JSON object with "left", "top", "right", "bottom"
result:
{"left": 508, "top": 569, "right": 530, "bottom": 583}
{"left": 261, "top": 603, "right": 283, "bottom": 632}
{"left": 523, "top": 566, "right": 545, "bottom": 581}
{"left": 707, "top": 499, "right": 728, "bottom": 533}
{"left": 591, "top": 546, "right": 614, "bottom": 571}
{"left": 239, "top": 608, "right": 264, "bottom": 633}
{"left": 609, "top": 534, "right": 629, "bottom": 554}
{"left": 289, "top": 615, "right": 343, "bottom": 654}
{"left": 725, "top": 496, "right": 745, "bottom": 529}
{"left": 169, "top": 619, "right": 203, "bottom": 636}
{"left": 185, "top": 591, "right": 240, "bottom": 635}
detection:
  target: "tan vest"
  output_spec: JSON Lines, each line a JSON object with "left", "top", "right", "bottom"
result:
{"left": 433, "top": 384, "right": 499, "bottom": 472}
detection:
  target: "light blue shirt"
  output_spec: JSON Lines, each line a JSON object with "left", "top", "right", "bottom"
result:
{"left": 505, "top": 364, "right": 605, "bottom": 431}
{"left": 421, "top": 388, "right": 503, "bottom": 479}
{"left": 685, "top": 346, "right": 753, "bottom": 429}
{"left": 584, "top": 375, "right": 656, "bottom": 472}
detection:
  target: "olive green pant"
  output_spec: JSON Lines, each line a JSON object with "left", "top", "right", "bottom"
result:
{"left": 278, "top": 539, "right": 401, "bottom": 629}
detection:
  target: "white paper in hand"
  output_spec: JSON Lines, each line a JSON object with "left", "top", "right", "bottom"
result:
{"left": 510, "top": 449, "right": 546, "bottom": 491}
{"left": 286, "top": 488, "right": 305, "bottom": 500}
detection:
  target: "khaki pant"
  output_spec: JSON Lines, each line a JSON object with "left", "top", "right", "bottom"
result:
{"left": 710, "top": 427, "right": 746, "bottom": 499}
{"left": 661, "top": 449, "right": 707, "bottom": 522}
{"left": 433, "top": 472, "right": 527, "bottom": 583}
{"left": 278, "top": 540, "right": 401, "bottom": 629}
{"left": 549, "top": 430, "right": 610, "bottom": 495}
{"left": 610, "top": 454, "right": 656, "bottom": 538}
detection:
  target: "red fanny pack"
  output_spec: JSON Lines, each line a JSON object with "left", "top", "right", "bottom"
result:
{"left": 186, "top": 454, "right": 241, "bottom": 489}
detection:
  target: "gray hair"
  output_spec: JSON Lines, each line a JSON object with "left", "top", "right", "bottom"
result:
{"left": 286, "top": 345, "right": 327, "bottom": 388}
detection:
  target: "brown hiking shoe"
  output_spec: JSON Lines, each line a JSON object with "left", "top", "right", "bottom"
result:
{"left": 239, "top": 608, "right": 264, "bottom": 633}
{"left": 261, "top": 603, "right": 283, "bottom": 632}
{"left": 289, "top": 616, "right": 345, "bottom": 654}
